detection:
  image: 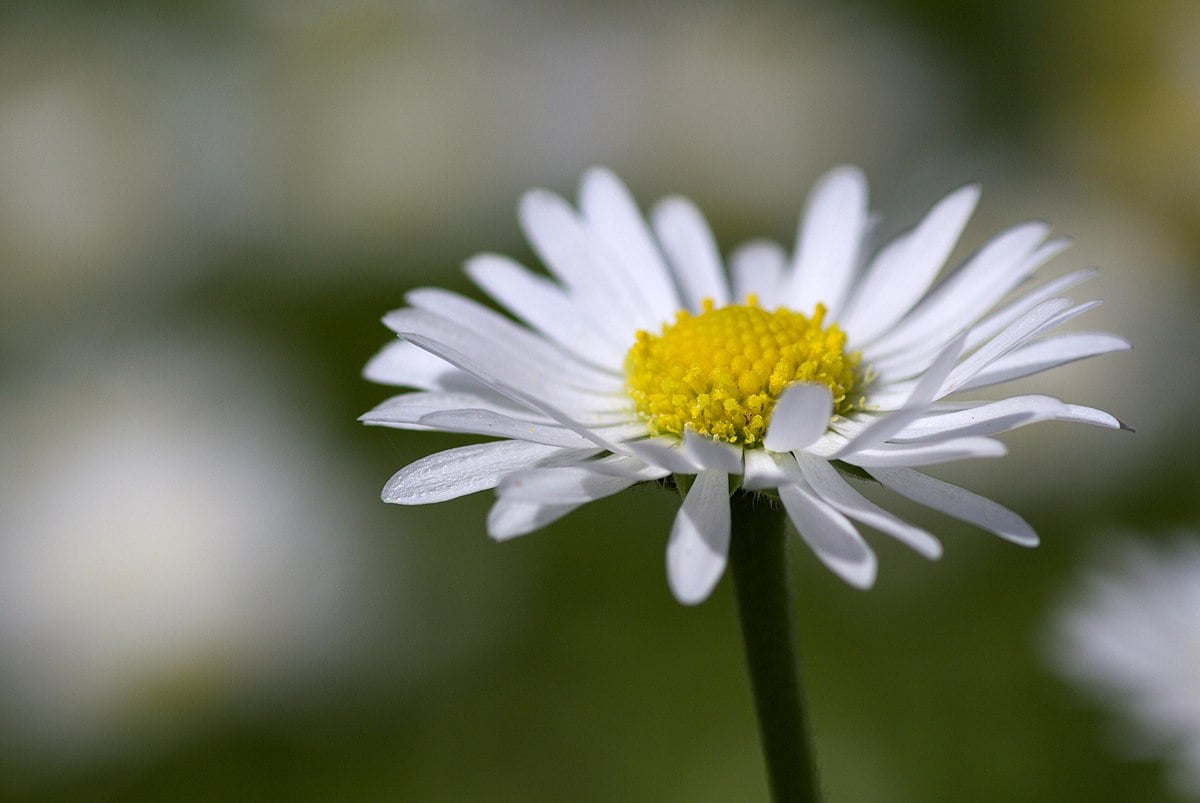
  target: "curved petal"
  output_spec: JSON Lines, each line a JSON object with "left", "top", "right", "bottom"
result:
{"left": 497, "top": 464, "right": 648, "bottom": 505}
{"left": 793, "top": 452, "right": 942, "bottom": 559}
{"left": 867, "top": 466, "right": 1039, "bottom": 546}
{"left": 682, "top": 430, "right": 744, "bottom": 473}
{"left": 842, "top": 437, "right": 1007, "bottom": 467}
{"left": 579, "top": 167, "right": 681, "bottom": 323}
{"left": 652, "top": 197, "right": 730, "bottom": 311}
{"left": 781, "top": 166, "right": 869, "bottom": 318}
{"left": 487, "top": 498, "right": 581, "bottom": 541}
{"left": 763, "top": 383, "right": 834, "bottom": 453}
{"left": 382, "top": 441, "right": 591, "bottom": 505}
{"left": 779, "top": 480, "right": 877, "bottom": 588}
{"left": 666, "top": 470, "right": 732, "bottom": 605}
{"left": 955, "top": 332, "right": 1131, "bottom": 392}
{"left": 839, "top": 183, "right": 980, "bottom": 341}
{"left": 465, "top": 253, "right": 627, "bottom": 369}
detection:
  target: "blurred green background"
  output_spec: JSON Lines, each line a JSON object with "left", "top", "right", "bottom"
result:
{"left": 1, "top": 1, "right": 1197, "bottom": 800}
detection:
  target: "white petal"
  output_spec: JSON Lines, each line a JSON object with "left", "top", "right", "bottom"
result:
{"left": 627, "top": 437, "right": 703, "bottom": 473}
{"left": 742, "top": 449, "right": 789, "bottom": 490}
{"left": 730, "top": 239, "right": 786, "bottom": 307}
{"left": 406, "top": 288, "right": 621, "bottom": 391}
{"left": 868, "top": 466, "right": 1039, "bottom": 546}
{"left": 497, "top": 464, "right": 644, "bottom": 505}
{"left": 763, "top": 383, "right": 833, "bottom": 453}
{"left": 890, "top": 395, "right": 1071, "bottom": 441}
{"left": 839, "top": 183, "right": 980, "bottom": 341}
{"left": 581, "top": 453, "right": 674, "bottom": 481}
{"left": 843, "top": 437, "right": 1007, "bottom": 467}
{"left": 937, "top": 299, "right": 1099, "bottom": 398}
{"left": 579, "top": 167, "right": 681, "bottom": 323}
{"left": 965, "top": 267, "right": 1097, "bottom": 349}
{"left": 487, "top": 498, "right": 580, "bottom": 541}
{"left": 364, "top": 339, "right": 478, "bottom": 391}
{"left": 782, "top": 166, "right": 869, "bottom": 318}
{"left": 465, "top": 253, "right": 626, "bottom": 369}
{"left": 1059, "top": 404, "right": 1126, "bottom": 430}
{"left": 518, "top": 188, "right": 648, "bottom": 344}
{"left": 779, "top": 481, "right": 877, "bottom": 588}
{"left": 864, "top": 222, "right": 1054, "bottom": 357}
{"left": 652, "top": 197, "right": 730, "bottom": 311}
{"left": 831, "top": 334, "right": 966, "bottom": 458}
{"left": 956, "top": 332, "right": 1132, "bottom": 392}
{"left": 666, "top": 470, "right": 731, "bottom": 605}
{"left": 361, "top": 390, "right": 549, "bottom": 429}
{"left": 419, "top": 409, "right": 643, "bottom": 449}
{"left": 681, "top": 430, "right": 744, "bottom": 474}
{"left": 793, "top": 453, "right": 942, "bottom": 559}
{"left": 384, "top": 308, "right": 629, "bottom": 415}
{"left": 382, "top": 441, "right": 587, "bottom": 505}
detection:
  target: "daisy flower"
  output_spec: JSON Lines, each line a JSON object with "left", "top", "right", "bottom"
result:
{"left": 362, "top": 167, "right": 1128, "bottom": 604}
{"left": 1047, "top": 535, "right": 1200, "bottom": 798}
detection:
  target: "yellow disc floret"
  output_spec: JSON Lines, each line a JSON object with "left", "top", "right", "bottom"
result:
{"left": 625, "top": 296, "right": 862, "bottom": 446}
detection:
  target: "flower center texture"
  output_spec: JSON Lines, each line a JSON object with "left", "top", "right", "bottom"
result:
{"left": 625, "top": 297, "right": 862, "bottom": 446}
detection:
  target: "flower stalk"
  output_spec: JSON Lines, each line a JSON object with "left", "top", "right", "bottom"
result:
{"left": 729, "top": 490, "right": 821, "bottom": 803}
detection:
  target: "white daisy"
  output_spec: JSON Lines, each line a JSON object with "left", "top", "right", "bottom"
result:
{"left": 362, "top": 167, "right": 1129, "bottom": 604}
{"left": 1047, "top": 535, "right": 1200, "bottom": 798}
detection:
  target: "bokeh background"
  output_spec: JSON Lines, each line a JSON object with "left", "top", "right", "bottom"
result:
{"left": 1, "top": 1, "right": 1198, "bottom": 800}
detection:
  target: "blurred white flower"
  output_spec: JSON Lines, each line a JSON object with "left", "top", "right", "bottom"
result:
{"left": 0, "top": 334, "right": 380, "bottom": 765}
{"left": 1048, "top": 534, "right": 1200, "bottom": 798}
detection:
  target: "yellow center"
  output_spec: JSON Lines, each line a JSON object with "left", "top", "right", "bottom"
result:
{"left": 624, "top": 296, "right": 862, "bottom": 446}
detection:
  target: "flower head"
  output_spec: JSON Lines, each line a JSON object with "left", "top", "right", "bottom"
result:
{"left": 363, "top": 167, "right": 1129, "bottom": 604}
{"left": 1047, "top": 535, "right": 1200, "bottom": 798}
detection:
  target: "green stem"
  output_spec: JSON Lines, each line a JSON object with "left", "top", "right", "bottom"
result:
{"left": 728, "top": 490, "right": 821, "bottom": 803}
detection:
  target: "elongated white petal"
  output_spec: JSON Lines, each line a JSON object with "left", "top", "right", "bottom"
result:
{"left": 364, "top": 339, "right": 480, "bottom": 391}
{"left": 839, "top": 183, "right": 980, "bottom": 341}
{"left": 487, "top": 498, "right": 582, "bottom": 541}
{"left": 868, "top": 466, "right": 1039, "bottom": 546}
{"left": 398, "top": 330, "right": 627, "bottom": 453}
{"left": 497, "top": 464, "right": 645, "bottom": 504}
{"left": 519, "top": 189, "right": 647, "bottom": 344}
{"left": 384, "top": 309, "right": 628, "bottom": 415}
{"left": 783, "top": 166, "right": 869, "bottom": 318}
{"left": 361, "top": 390, "right": 549, "bottom": 429}
{"left": 419, "top": 409, "right": 642, "bottom": 449}
{"left": 843, "top": 437, "right": 1007, "bottom": 467}
{"left": 1059, "top": 404, "right": 1126, "bottom": 430}
{"left": 581, "top": 453, "right": 674, "bottom": 481}
{"left": 965, "top": 266, "right": 1096, "bottom": 349}
{"left": 730, "top": 239, "right": 786, "bottom": 307}
{"left": 742, "top": 449, "right": 789, "bottom": 490}
{"left": 937, "top": 299, "right": 1102, "bottom": 398}
{"left": 652, "top": 197, "right": 730, "bottom": 311}
{"left": 682, "top": 430, "right": 744, "bottom": 473}
{"left": 890, "top": 395, "right": 1070, "bottom": 441}
{"left": 779, "top": 481, "right": 877, "bottom": 588}
{"left": 865, "top": 222, "right": 1054, "bottom": 357}
{"left": 666, "top": 470, "right": 731, "bottom": 605}
{"left": 383, "top": 441, "right": 588, "bottom": 505}
{"left": 764, "top": 383, "right": 833, "bottom": 453}
{"left": 793, "top": 452, "right": 942, "bottom": 559}
{"left": 627, "top": 437, "right": 703, "bottom": 473}
{"left": 465, "top": 253, "right": 626, "bottom": 369}
{"left": 579, "top": 167, "right": 681, "bottom": 323}
{"left": 956, "top": 332, "right": 1132, "bottom": 392}
{"left": 832, "top": 334, "right": 966, "bottom": 458}
{"left": 406, "top": 287, "right": 622, "bottom": 391}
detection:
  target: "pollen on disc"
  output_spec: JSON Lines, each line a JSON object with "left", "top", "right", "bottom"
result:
{"left": 624, "top": 298, "right": 862, "bottom": 446}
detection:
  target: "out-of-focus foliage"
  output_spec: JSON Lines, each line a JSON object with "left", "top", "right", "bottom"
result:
{"left": 0, "top": 1, "right": 1196, "bottom": 801}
